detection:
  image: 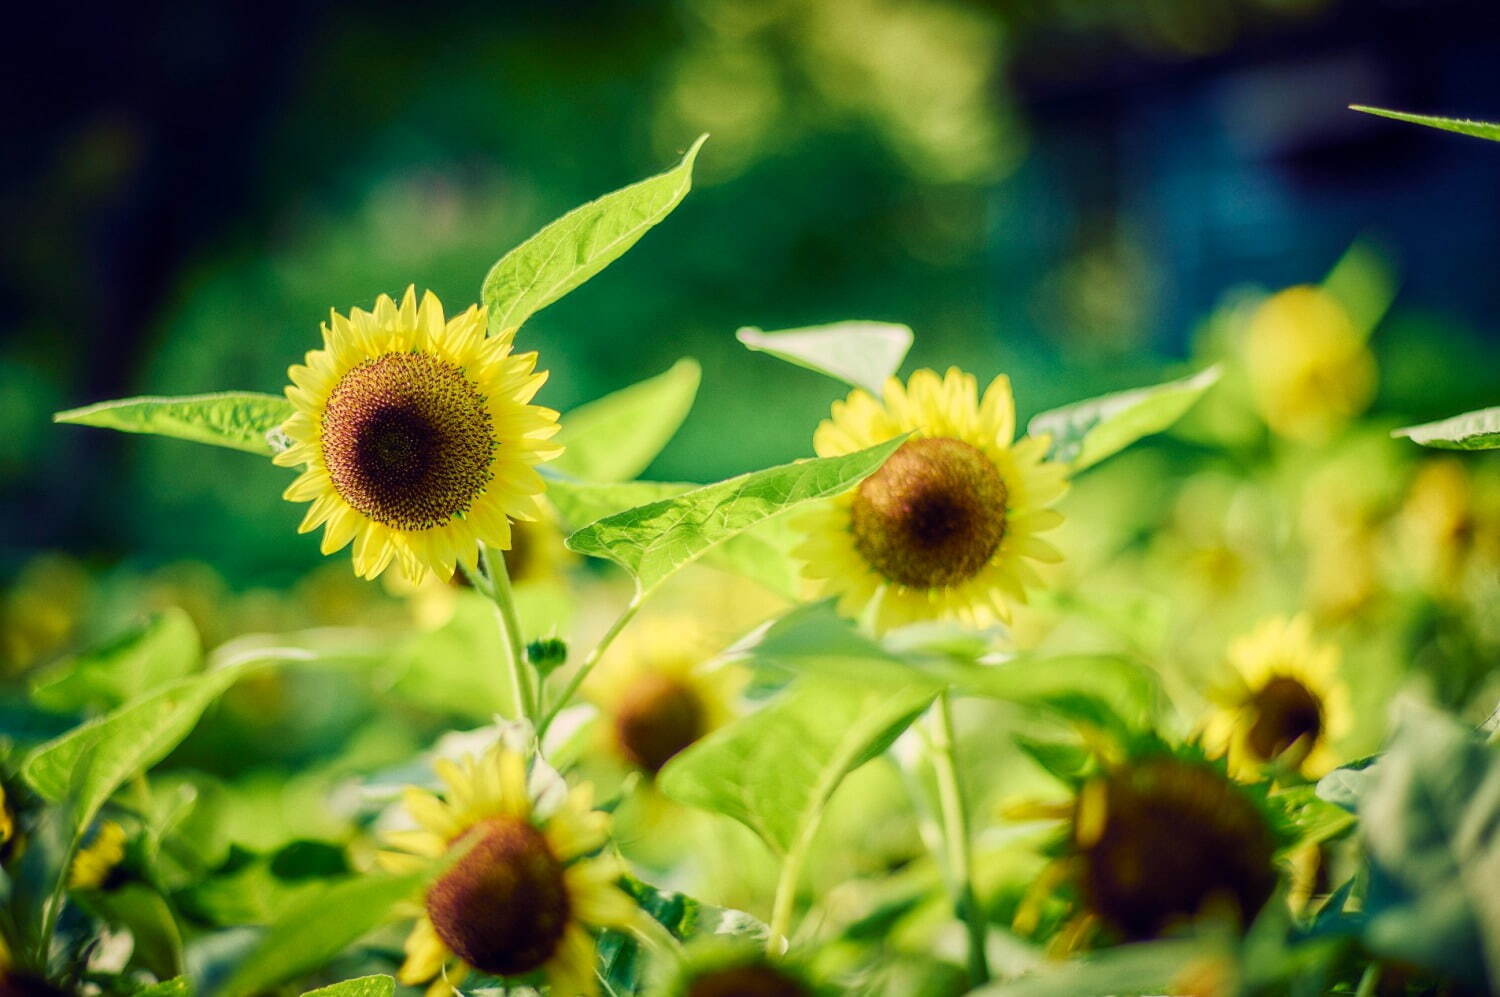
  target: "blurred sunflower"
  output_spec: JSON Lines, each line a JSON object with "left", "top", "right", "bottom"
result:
{"left": 655, "top": 942, "right": 819, "bottom": 996}
{"left": 69, "top": 820, "right": 126, "bottom": 890}
{"left": 379, "top": 742, "right": 638, "bottom": 996}
{"left": 1203, "top": 615, "right": 1350, "bottom": 780}
{"left": 795, "top": 368, "right": 1067, "bottom": 633}
{"left": 275, "top": 287, "right": 562, "bottom": 584}
{"left": 586, "top": 616, "right": 745, "bottom": 776}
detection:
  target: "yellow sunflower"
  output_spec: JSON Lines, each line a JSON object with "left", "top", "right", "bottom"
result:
{"left": 1243, "top": 286, "right": 1375, "bottom": 443}
{"left": 794, "top": 368, "right": 1067, "bottom": 633}
{"left": 379, "top": 742, "right": 639, "bottom": 997}
{"left": 1203, "top": 615, "right": 1351, "bottom": 780}
{"left": 585, "top": 616, "right": 746, "bottom": 775}
{"left": 275, "top": 287, "right": 562, "bottom": 584}
{"left": 69, "top": 820, "right": 126, "bottom": 890}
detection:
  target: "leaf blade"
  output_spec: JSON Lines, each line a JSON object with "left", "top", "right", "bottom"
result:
{"left": 1027, "top": 366, "right": 1220, "bottom": 472}
{"left": 551, "top": 359, "right": 701, "bottom": 481}
{"left": 1392, "top": 406, "right": 1500, "bottom": 450}
{"left": 54, "top": 392, "right": 292, "bottom": 456}
{"left": 736, "top": 321, "right": 913, "bottom": 395}
{"left": 1351, "top": 105, "right": 1500, "bottom": 142}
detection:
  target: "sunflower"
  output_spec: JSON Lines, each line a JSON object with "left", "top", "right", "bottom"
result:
{"left": 654, "top": 942, "right": 819, "bottom": 997}
{"left": 1203, "top": 615, "right": 1351, "bottom": 780}
{"left": 794, "top": 368, "right": 1067, "bottom": 633}
{"left": 275, "top": 287, "right": 562, "bottom": 584}
{"left": 585, "top": 616, "right": 746, "bottom": 775}
{"left": 68, "top": 820, "right": 126, "bottom": 891}
{"left": 379, "top": 742, "right": 638, "bottom": 996}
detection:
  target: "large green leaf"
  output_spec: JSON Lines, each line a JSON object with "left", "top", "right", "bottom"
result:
{"left": 30, "top": 607, "right": 201, "bottom": 713}
{"left": 956, "top": 654, "right": 1163, "bottom": 733}
{"left": 566, "top": 436, "right": 904, "bottom": 596}
{"left": 1392, "top": 406, "right": 1500, "bottom": 451}
{"left": 300, "top": 975, "right": 395, "bottom": 997}
{"left": 1351, "top": 105, "right": 1500, "bottom": 142}
{"left": 659, "top": 677, "right": 936, "bottom": 855}
{"left": 54, "top": 392, "right": 292, "bottom": 456}
{"left": 216, "top": 872, "right": 426, "bottom": 997}
{"left": 1027, "top": 366, "right": 1219, "bottom": 473}
{"left": 84, "top": 884, "right": 185, "bottom": 979}
{"left": 482, "top": 135, "right": 707, "bottom": 332}
{"left": 972, "top": 939, "right": 1212, "bottom": 996}
{"left": 735, "top": 321, "right": 913, "bottom": 395}
{"left": 551, "top": 359, "right": 701, "bottom": 482}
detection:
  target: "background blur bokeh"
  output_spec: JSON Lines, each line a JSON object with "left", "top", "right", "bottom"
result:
{"left": 4, "top": 0, "right": 1499, "bottom": 588}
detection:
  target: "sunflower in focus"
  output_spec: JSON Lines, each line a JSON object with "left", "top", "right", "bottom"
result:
{"left": 586, "top": 616, "right": 746, "bottom": 776}
{"left": 795, "top": 368, "right": 1067, "bottom": 633}
{"left": 380, "top": 742, "right": 638, "bottom": 996}
{"left": 1243, "top": 286, "right": 1375, "bottom": 443}
{"left": 1203, "top": 615, "right": 1351, "bottom": 780}
{"left": 275, "top": 287, "right": 562, "bottom": 584}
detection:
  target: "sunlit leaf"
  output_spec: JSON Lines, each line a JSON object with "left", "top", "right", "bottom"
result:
{"left": 1351, "top": 105, "right": 1500, "bottom": 142}
{"left": 566, "top": 436, "right": 905, "bottom": 596}
{"left": 300, "top": 975, "right": 395, "bottom": 997}
{"left": 1276, "top": 785, "right": 1356, "bottom": 849}
{"left": 659, "top": 676, "right": 935, "bottom": 855}
{"left": 53, "top": 392, "right": 292, "bottom": 456}
{"left": 596, "top": 876, "right": 768, "bottom": 995}
{"left": 217, "top": 872, "right": 427, "bottom": 997}
{"left": 134, "top": 977, "right": 192, "bottom": 997}
{"left": 956, "top": 654, "right": 1162, "bottom": 733}
{"left": 1392, "top": 406, "right": 1500, "bottom": 450}
{"left": 1028, "top": 367, "right": 1219, "bottom": 473}
{"left": 736, "top": 321, "right": 913, "bottom": 395}
{"left": 552, "top": 359, "right": 701, "bottom": 481}
{"left": 973, "top": 939, "right": 1212, "bottom": 996}
{"left": 547, "top": 480, "right": 693, "bottom": 529}
{"left": 482, "top": 135, "right": 707, "bottom": 332}
{"left": 30, "top": 607, "right": 201, "bottom": 713}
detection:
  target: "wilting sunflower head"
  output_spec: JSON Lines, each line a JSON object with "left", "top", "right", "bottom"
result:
{"left": 1073, "top": 756, "right": 1277, "bottom": 941}
{"left": 1204, "top": 614, "right": 1350, "bottom": 780}
{"left": 275, "top": 287, "right": 562, "bottom": 584}
{"left": 380, "top": 742, "right": 638, "bottom": 996}
{"left": 795, "top": 368, "right": 1067, "bottom": 633}
{"left": 588, "top": 617, "right": 744, "bottom": 776}
{"left": 1243, "top": 286, "right": 1375, "bottom": 443}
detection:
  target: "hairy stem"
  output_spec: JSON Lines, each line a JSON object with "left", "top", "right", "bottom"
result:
{"left": 477, "top": 545, "right": 536, "bottom": 724}
{"left": 930, "top": 691, "right": 990, "bottom": 987}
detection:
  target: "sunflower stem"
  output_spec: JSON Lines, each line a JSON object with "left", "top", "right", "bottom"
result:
{"left": 537, "top": 595, "right": 643, "bottom": 739}
{"left": 479, "top": 544, "right": 537, "bottom": 725}
{"left": 930, "top": 690, "right": 990, "bottom": 987}
{"left": 768, "top": 829, "right": 813, "bottom": 955}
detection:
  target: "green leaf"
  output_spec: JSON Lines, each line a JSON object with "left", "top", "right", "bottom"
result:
{"left": 735, "top": 321, "right": 913, "bottom": 395}
{"left": 566, "top": 436, "right": 905, "bottom": 596}
{"left": 84, "top": 884, "right": 185, "bottom": 979}
{"left": 1276, "top": 785, "right": 1356, "bottom": 849}
{"left": 956, "top": 654, "right": 1162, "bottom": 733}
{"left": 134, "top": 977, "right": 192, "bottom": 997}
{"left": 216, "top": 872, "right": 426, "bottom": 997}
{"left": 23, "top": 663, "right": 264, "bottom": 835}
{"left": 30, "top": 607, "right": 201, "bottom": 713}
{"left": 1027, "top": 366, "right": 1220, "bottom": 473}
{"left": 1351, "top": 105, "right": 1500, "bottom": 142}
{"left": 547, "top": 479, "right": 694, "bottom": 528}
{"left": 54, "top": 392, "right": 292, "bottom": 456}
{"left": 1392, "top": 405, "right": 1500, "bottom": 450}
{"left": 972, "top": 939, "right": 1210, "bottom": 996}
{"left": 596, "top": 876, "right": 768, "bottom": 996}
{"left": 659, "top": 677, "right": 936, "bottom": 855}
{"left": 300, "top": 975, "right": 395, "bottom": 997}
{"left": 552, "top": 359, "right": 701, "bottom": 482}
{"left": 482, "top": 135, "right": 707, "bottom": 332}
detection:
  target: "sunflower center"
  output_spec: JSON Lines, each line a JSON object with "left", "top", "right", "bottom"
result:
{"left": 425, "top": 817, "right": 570, "bottom": 976}
{"left": 1247, "top": 676, "right": 1323, "bottom": 761}
{"left": 850, "top": 437, "right": 1007, "bottom": 589}
{"left": 614, "top": 673, "right": 706, "bottom": 774}
{"left": 1079, "top": 758, "right": 1275, "bottom": 941}
{"left": 686, "top": 965, "right": 809, "bottom": 997}
{"left": 321, "top": 351, "right": 495, "bottom": 531}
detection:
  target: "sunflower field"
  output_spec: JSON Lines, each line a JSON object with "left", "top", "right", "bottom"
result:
{"left": 5, "top": 10, "right": 1500, "bottom": 996}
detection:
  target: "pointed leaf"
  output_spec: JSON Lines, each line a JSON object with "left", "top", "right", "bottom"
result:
{"left": 300, "top": 975, "right": 395, "bottom": 997}
{"left": 552, "top": 359, "right": 701, "bottom": 481}
{"left": 483, "top": 136, "right": 707, "bottom": 331}
{"left": 1028, "top": 366, "right": 1220, "bottom": 472}
{"left": 736, "top": 321, "right": 913, "bottom": 395}
{"left": 1351, "top": 105, "right": 1500, "bottom": 142}
{"left": 659, "top": 677, "right": 936, "bottom": 855}
{"left": 566, "top": 436, "right": 905, "bottom": 596}
{"left": 30, "top": 607, "right": 201, "bottom": 713}
{"left": 1392, "top": 406, "right": 1500, "bottom": 451}
{"left": 54, "top": 392, "right": 292, "bottom": 456}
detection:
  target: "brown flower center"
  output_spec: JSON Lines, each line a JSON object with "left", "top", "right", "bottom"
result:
{"left": 614, "top": 673, "right": 706, "bottom": 774}
{"left": 321, "top": 351, "right": 494, "bottom": 531}
{"left": 1079, "top": 758, "right": 1275, "bottom": 941}
{"left": 425, "top": 817, "right": 570, "bottom": 976}
{"left": 686, "top": 965, "right": 809, "bottom": 997}
{"left": 850, "top": 437, "right": 1007, "bottom": 589}
{"left": 1246, "top": 676, "right": 1323, "bottom": 762}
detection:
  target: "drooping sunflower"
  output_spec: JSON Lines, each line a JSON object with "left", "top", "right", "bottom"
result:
{"left": 1203, "top": 615, "right": 1351, "bottom": 780}
{"left": 379, "top": 742, "right": 639, "bottom": 996}
{"left": 275, "top": 287, "right": 562, "bottom": 584}
{"left": 794, "top": 368, "right": 1067, "bottom": 633}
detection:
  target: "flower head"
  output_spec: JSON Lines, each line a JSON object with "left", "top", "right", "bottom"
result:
{"left": 381, "top": 742, "right": 637, "bottom": 996}
{"left": 656, "top": 944, "right": 817, "bottom": 997}
{"left": 1243, "top": 286, "right": 1375, "bottom": 442}
{"left": 68, "top": 820, "right": 126, "bottom": 891}
{"left": 275, "top": 288, "right": 562, "bottom": 584}
{"left": 1203, "top": 615, "right": 1350, "bottom": 780}
{"left": 794, "top": 368, "right": 1066, "bottom": 632}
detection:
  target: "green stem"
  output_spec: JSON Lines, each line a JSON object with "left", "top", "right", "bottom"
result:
{"left": 930, "top": 691, "right": 989, "bottom": 987}
{"left": 1354, "top": 962, "right": 1381, "bottom": 997}
{"left": 477, "top": 545, "right": 536, "bottom": 724}
{"left": 537, "top": 595, "right": 643, "bottom": 739}
{"left": 768, "top": 829, "right": 815, "bottom": 954}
